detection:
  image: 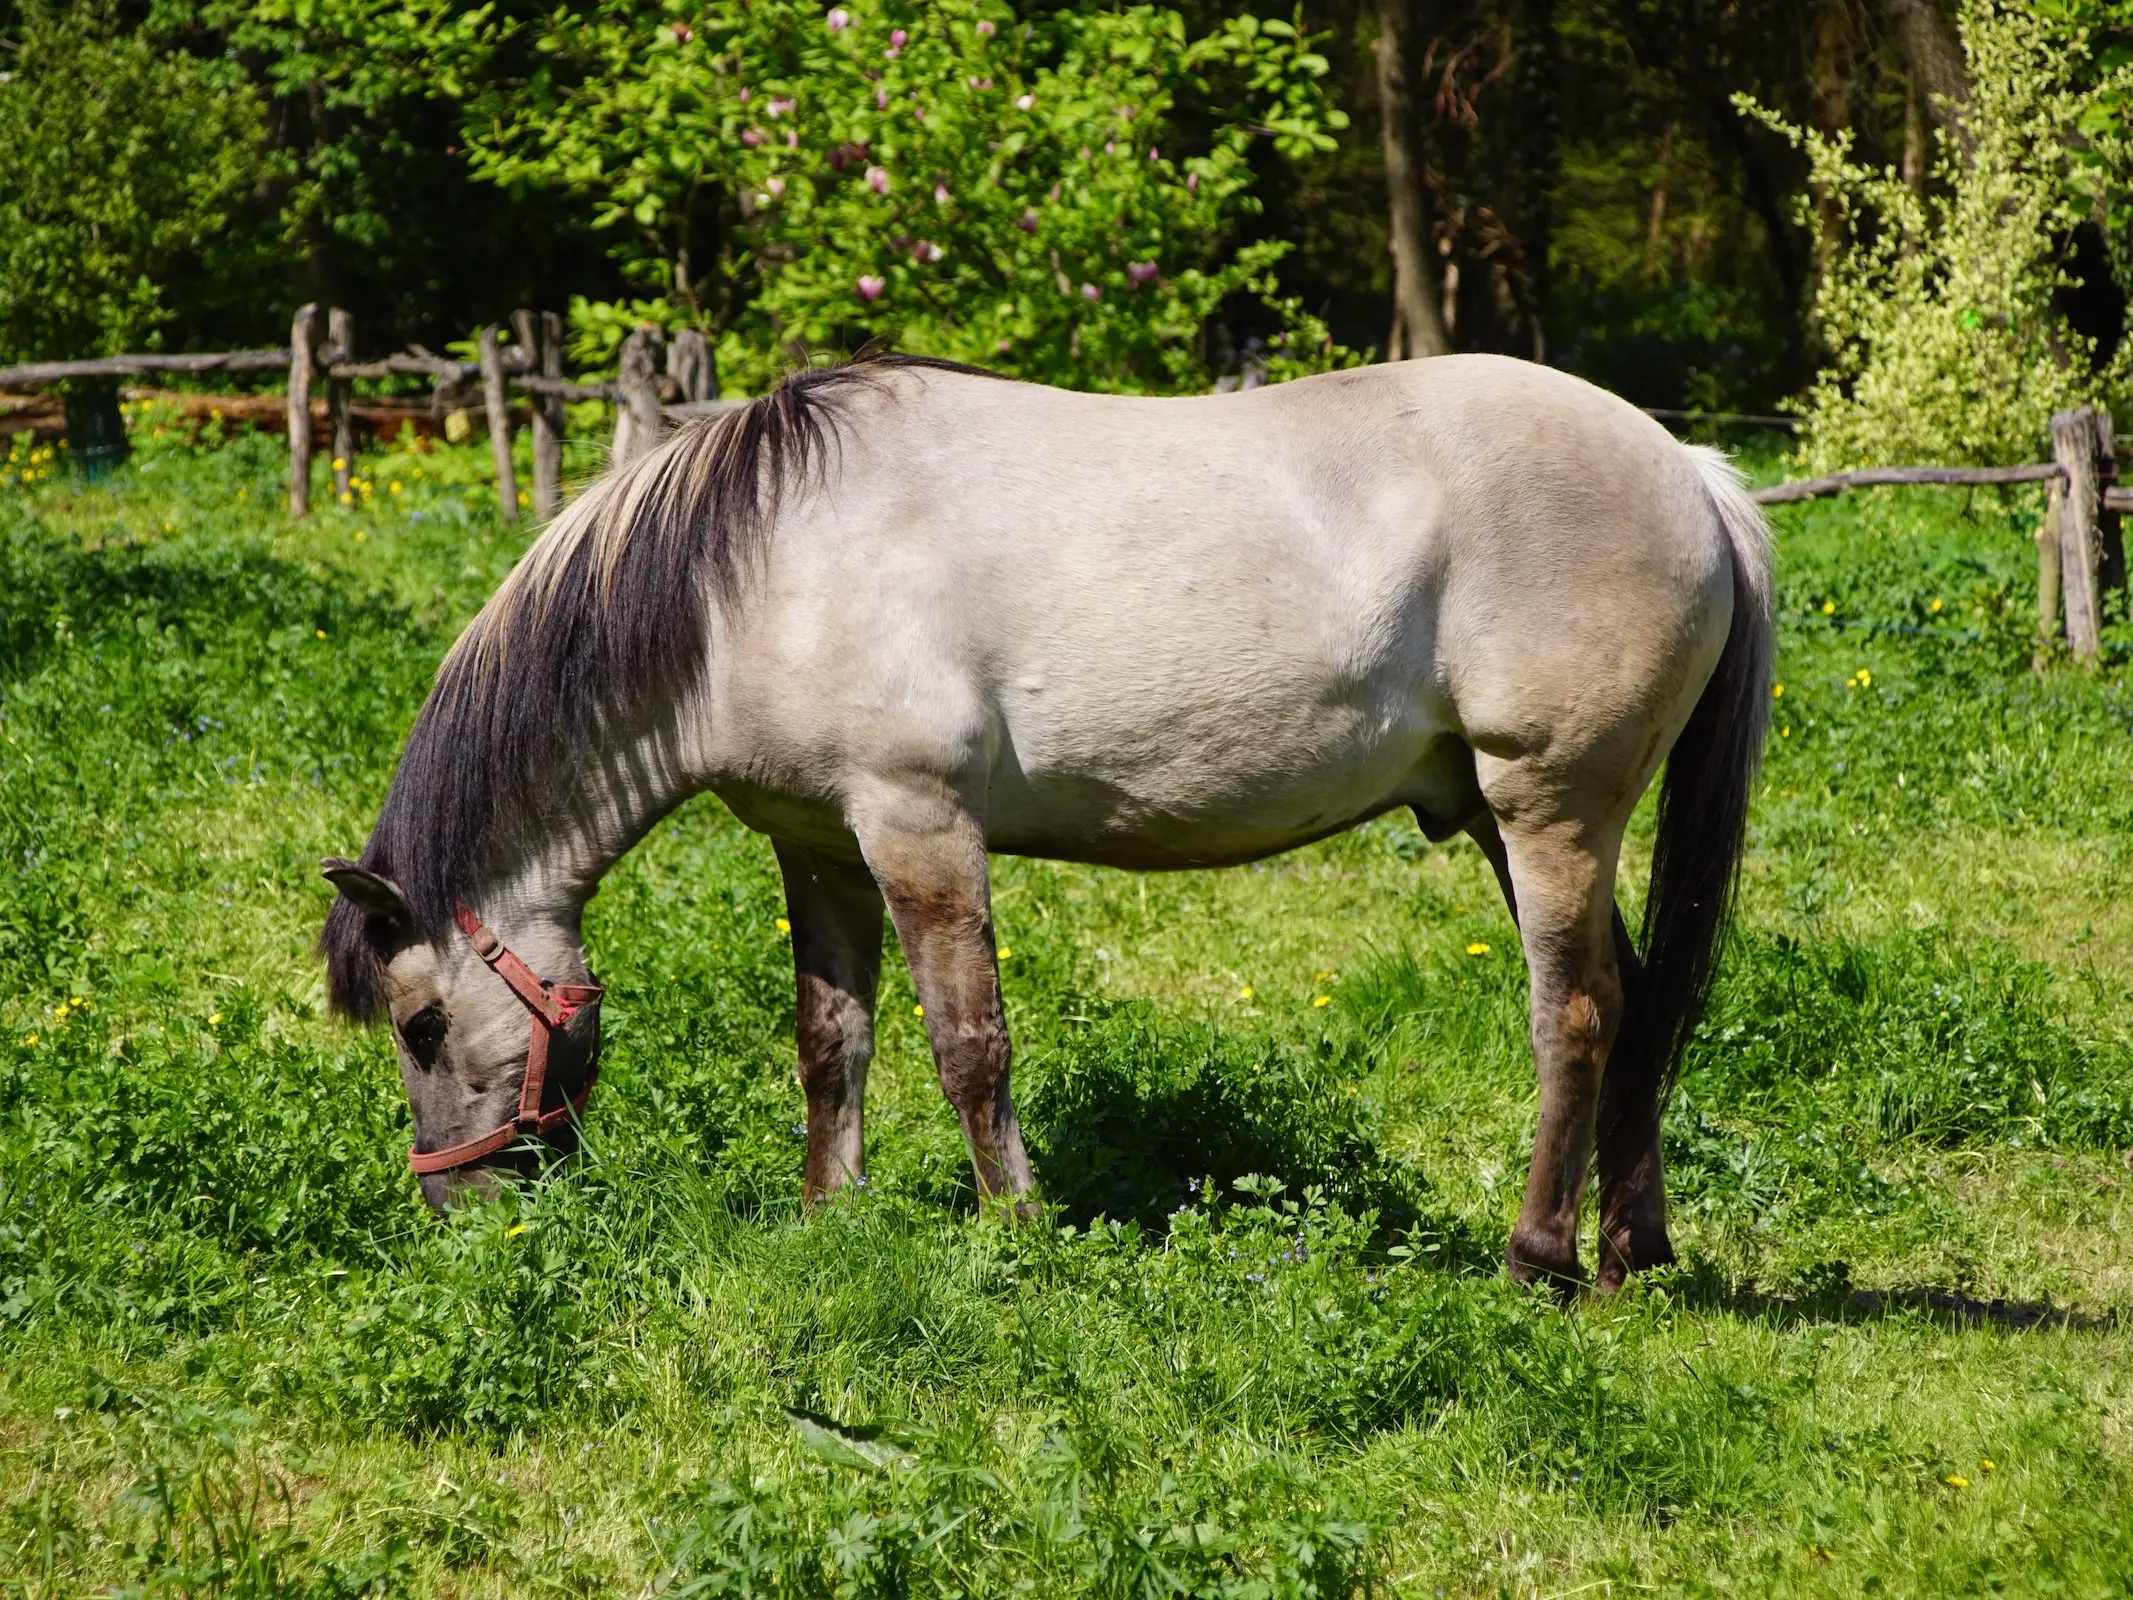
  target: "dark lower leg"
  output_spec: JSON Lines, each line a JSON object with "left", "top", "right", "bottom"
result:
{"left": 1595, "top": 911, "right": 1675, "bottom": 1291}
{"left": 775, "top": 840, "right": 884, "bottom": 1202}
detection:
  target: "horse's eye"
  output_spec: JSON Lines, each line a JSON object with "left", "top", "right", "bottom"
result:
{"left": 398, "top": 1003, "right": 448, "bottom": 1069}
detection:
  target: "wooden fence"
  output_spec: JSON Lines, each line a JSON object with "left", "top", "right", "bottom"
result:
{"left": 0, "top": 331, "right": 2121, "bottom": 659}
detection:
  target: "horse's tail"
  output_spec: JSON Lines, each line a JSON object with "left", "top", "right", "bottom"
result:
{"left": 1603, "top": 445, "right": 1774, "bottom": 1149}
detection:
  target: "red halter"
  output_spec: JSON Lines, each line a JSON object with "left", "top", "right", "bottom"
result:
{"left": 407, "top": 905, "right": 605, "bottom": 1175}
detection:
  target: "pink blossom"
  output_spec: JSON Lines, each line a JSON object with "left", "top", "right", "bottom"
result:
{"left": 1047, "top": 184, "right": 1060, "bottom": 202}
{"left": 787, "top": 130, "right": 799, "bottom": 148}
{"left": 865, "top": 164, "right": 890, "bottom": 193}
{"left": 1103, "top": 141, "right": 1114, "bottom": 155}
{"left": 976, "top": 18, "right": 995, "bottom": 34}
{"left": 996, "top": 337, "right": 1012, "bottom": 353}
{"left": 1018, "top": 209, "right": 1039, "bottom": 233}
{"left": 1186, "top": 171, "right": 1198, "bottom": 191}
{"left": 1080, "top": 283, "right": 1100, "bottom": 302}
{"left": 741, "top": 128, "right": 764, "bottom": 147}
{"left": 934, "top": 182, "right": 951, "bottom": 204}
{"left": 768, "top": 96, "right": 794, "bottom": 115}
{"left": 912, "top": 105, "right": 924, "bottom": 121}
{"left": 890, "top": 27, "right": 907, "bottom": 45}
{"left": 856, "top": 274, "right": 886, "bottom": 301}
{"left": 739, "top": 86, "right": 751, "bottom": 102}
{"left": 826, "top": 7, "right": 851, "bottom": 28}
{"left": 1015, "top": 93, "right": 1033, "bottom": 110}
{"left": 911, "top": 239, "right": 944, "bottom": 263}
{"left": 765, "top": 176, "right": 787, "bottom": 197}
{"left": 883, "top": 46, "right": 899, "bottom": 59}
{"left": 1127, "top": 260, "right": 1159, "bottom": 286}
{"left": 875, "top": 87, "right": 888, "bottom": 108}
{"left": 1148, "top": 147, "right": 1159, "bottom": 161}
{"left": 671, "top": 21, "right": 693, "bottom": 41}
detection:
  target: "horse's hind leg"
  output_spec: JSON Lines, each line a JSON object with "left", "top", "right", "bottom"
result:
{"left": 1464, "top": 813, "right": 1670, "bottom": 1291}
{"left": 774, "top": 839, "right": 885, "bottom": 1201}
{"left": 1470, "top": 802, "right": 1627, "bottom": 1287}
{"left": 1594, "top": 927, "right": 1675, "bottom": 1292}
{"left": 853, "top": 795, "right": 1035, "bottom": 1206}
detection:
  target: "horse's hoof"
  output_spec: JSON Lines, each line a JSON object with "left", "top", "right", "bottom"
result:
{"left": 1507, "top": 1227, "right": 1586, "bottom": 1294}
{"left": 1595, "top": 1225, "right": 1677, "bottom": 1294}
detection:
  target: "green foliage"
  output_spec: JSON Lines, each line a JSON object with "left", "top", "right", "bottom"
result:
{"left": 442, "top": 0, "right": 1352, "bottom": 390}
{"left": 1743, "top": 2, "right": 2133, "bottom": 469}
{"left": 0, "top": 4, "right": 264, "bottom": 363}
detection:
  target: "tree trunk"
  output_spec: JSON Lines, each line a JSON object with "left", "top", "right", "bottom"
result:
{"left": 1374, "top": 0, "right": 1451, "bottom": 360}
{"left": 1877, "top": 0, "right": 1970, "bottom": 140}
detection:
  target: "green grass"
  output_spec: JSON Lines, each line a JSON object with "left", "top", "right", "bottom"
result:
{"left": 3, "top": 412, "right": 2132, "bottom": 1596}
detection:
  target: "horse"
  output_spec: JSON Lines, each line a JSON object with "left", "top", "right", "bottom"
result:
{"left": 320, "top": 351, "right": 1771, "bottom": 1290}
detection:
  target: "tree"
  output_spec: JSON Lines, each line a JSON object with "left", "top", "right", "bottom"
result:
{"left": 0, "top": 4, "right": 263, "bottom": 363}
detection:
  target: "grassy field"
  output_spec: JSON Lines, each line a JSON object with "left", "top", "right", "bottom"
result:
{"left": 3, "top": 407, "right": 2131, "bottom": 1597}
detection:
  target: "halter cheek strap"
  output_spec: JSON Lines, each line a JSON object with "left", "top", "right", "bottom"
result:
{"left": 407, "top": 905, "right": 604, "bottom": 1175}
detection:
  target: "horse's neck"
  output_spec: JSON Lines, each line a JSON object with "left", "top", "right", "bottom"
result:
{"left": 477, "top": 719, "right": 700, "bottom": 941}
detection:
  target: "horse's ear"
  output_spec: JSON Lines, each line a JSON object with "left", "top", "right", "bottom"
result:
{"left": 322, "top": 857, "right": 415, "bottom": 930}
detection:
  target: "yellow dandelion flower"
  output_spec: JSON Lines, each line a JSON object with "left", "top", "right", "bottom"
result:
{"left": 332, "top": 458, "right": 347, "bottom": 471}
{"left": 912, "top": 1003, "right": 925, "bottom": 1017}
{"left": 1981, "top": 1458, "right": 1996, "bottom": 1472}
{"left": 315, "top": 629, "right": 327, "bottom": 639}
{"left": 209, "top": 1013, "right": 224, "bottom": 1025}
{"left": 1238, "top": 986, "right": 1254, "bottom": 1000}
{"left": 338, "top": 492, "right": 354, "bottom": 507}
{"left": 23, "top": 1034, "right": 37, "bottom": 1046}
{"left": 1466, "top": 942, "right": 1491, "bottom": 956}
{"left": 1930, "top": 598, "right": 1943, "bottom": 613}
{"left": 389, "top": 481, "right": 403, "bottom": 495}
{"left": 1822, "top": 600, "right": 1836, "bottom": 615}
{"left": 1944, "top": 1474, "right": 1969, "bottom": 1489}
{"left": 1313, "top": 970, "right": 1333, "bottom": 981}
{"left": 1312, "top": 995, "right": 1331, "bottom": 1007}
{"left": 774, "top": 917, "right": 791, "bottom": 934}
{"left": 517, "top": 491, "right": 531, "bottom": 507}
{"left": 1857, "top": 669, "right": 1870, "bottom": 686}
{"left": 997, "top": 947, "right": 1013, "bottom": 961}
{"left": 162, "top": 522, "right": 174, "bottom": 533}
{"left": 354, "top": 530, "right": 367, "bottom": 542}
{"left": 1771, "top": 683, "right": 1784, "bottom": 698}
{"left": 1780, "top": 725, "right": 1791, "bottom": 738}
{"left": 506, "top": 1223, "right": 530, "bottom": 1237}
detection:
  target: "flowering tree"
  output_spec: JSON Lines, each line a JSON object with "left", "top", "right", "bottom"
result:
{"left": 1741, "top": 2, "right": 2133, "bottom": 471}
{"left": 447, "top": 0, "right": 1351, "bottom": 392}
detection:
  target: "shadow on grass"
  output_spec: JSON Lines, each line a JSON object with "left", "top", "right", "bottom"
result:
{"left": 1018, "top": 1000, "right": 1495, "bottom": 1268}
{"left": 1658, "top": 1261, "right": 2121, "bottom": 1333}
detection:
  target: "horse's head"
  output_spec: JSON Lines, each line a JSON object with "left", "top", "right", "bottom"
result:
{"left": 322, "top": 859, "right": 603, "bottom": 1212}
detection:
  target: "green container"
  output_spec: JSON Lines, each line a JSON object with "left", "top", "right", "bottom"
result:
{"left": 63, "top": 380, "right": 129, "bottom": 478}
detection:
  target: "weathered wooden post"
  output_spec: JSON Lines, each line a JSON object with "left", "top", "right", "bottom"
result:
{"left": 613, "top": 325, "right": 665, "bottom": 465}
{"left": 325, "top": 307, "right": 356, "bottom": 506}
{"left": 2051, "top": 407, "right": 2102, "bottom": 662}
{"left": 287, "top": 303, "right": 323, "bottom": 516}
{"left": 2035, "top": 480, "right": 2062, "bottom": 673}
{"left": 514, "top": 308, "right": 566, "bottom": 518}
{"left": 668, "top": 327, "right": 717, "bottom": 403}
{"left": 477, "top": 325, "right": 519, "bottom": 519}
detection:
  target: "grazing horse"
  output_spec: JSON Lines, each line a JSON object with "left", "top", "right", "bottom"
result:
{"left": 321, "top": 352, "right": 1771, "bottom": 1289}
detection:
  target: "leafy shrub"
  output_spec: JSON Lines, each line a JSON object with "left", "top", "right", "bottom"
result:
{"left": 1740, "top": 2, "right": 2132, "bottom": 469}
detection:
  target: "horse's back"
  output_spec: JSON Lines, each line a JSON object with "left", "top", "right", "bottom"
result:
{"left": 708, "top": 357, "right": 1736, "bottom": 863}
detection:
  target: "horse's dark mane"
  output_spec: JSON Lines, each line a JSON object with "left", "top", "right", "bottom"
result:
{"left": 321, "top": 351, "right": 1002, "bottom": 1020}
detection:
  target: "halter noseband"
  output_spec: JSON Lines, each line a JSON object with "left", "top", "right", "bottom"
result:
{"left": 406, "top": 904, "right": 604, "bottom": 1175}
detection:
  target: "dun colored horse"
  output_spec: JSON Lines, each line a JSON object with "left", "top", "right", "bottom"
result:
{"left": 322, "top": 352, "right": 1771, "bottom": 1289}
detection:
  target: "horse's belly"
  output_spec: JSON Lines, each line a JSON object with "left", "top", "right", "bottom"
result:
{"left": 978, "top": 692, "right": 1464, "bottom": 868}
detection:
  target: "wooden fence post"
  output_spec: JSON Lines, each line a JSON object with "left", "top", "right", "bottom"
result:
{"left": 477, "top": 325, "right": 519, "bottom": 520}
{"left": 668, "top": 327, "right": 717, "bottom": 403}
{"left": 2035, "top": 482, "right": 2062, "bottom": 673}
{"left": 326, "top": 307, "right": 355, "bottom": 506}
{"left": 2051, "top": 407, "right": 2102, "bottom": 662}
{"left": 515, "top": 308, "right": 565, "bottom": 518}
{"left": 613, "top": 325, "right": 664, "bottom": 465}
{"left": 287, "top": 303, "right": 322, "bottom": 516}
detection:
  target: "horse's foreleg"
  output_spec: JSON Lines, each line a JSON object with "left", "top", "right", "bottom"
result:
{"left": 855, "top": 800, "right": 1035, "bottom": 1208}
{"left": 1483, "top": 813, "right": 1624, "bottom": 1289}
{"left": 773, "top": 839, "right": 885, "bottom": 1203}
